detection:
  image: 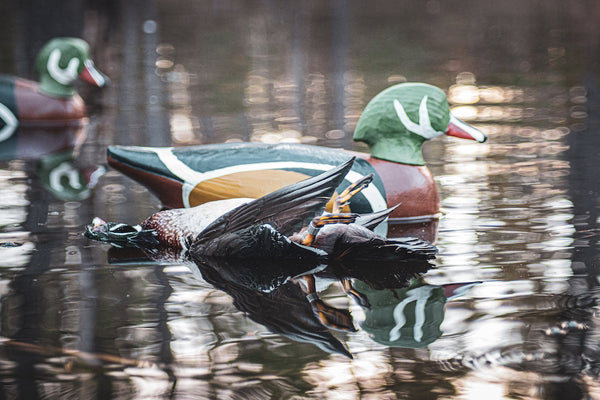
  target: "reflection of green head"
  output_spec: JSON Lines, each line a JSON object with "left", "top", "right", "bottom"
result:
{"left": 357, "top": 280, "right": 446, "bottom": 348}
{"left": 39, "top": 151, "right": 91, "bottom": 201}
{"left": 354, "top": 83, "right": 451, "bottom": 166}
{"left": 35, "top": 38, "right": 91, "bottom": 97}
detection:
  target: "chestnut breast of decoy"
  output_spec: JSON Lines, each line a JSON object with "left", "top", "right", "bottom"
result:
{"left": 106, "top": 83, "right": 487, "bottom": 223}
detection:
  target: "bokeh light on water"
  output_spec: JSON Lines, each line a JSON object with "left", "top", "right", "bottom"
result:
{"left": 0, "top": 0, "right": 599, "bottom": 398}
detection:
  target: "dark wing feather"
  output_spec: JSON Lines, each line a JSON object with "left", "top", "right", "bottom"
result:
{"left": 336, "top": 236, "right": 438, "bottom": 262}
{"left": 193, "top": 157, "right": 356, "bottom": 244}
{"left": 192, "top": 223, "right": 327, "bottom": 261}
{"left": 354, "top": 205, "right": 399, "bottom": 231}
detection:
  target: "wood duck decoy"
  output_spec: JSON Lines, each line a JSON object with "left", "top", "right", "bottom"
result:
{"left": 106, "top": 83, "right": 487, "bottom": 225}
{"left": 85, "top": 157, "right": 435, "bottom": 262}
{"left": 0, "top": 37, "right": 108, "bottom": 142}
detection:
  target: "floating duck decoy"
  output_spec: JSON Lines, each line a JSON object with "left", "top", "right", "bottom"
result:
{"left": 0, "top": 37, "right": 108, "bottom": 142}
{"left": 86, "top": 157, "right": 435, "bottom": 261}
{"left": 106, "top": 82, "right": 487, "bottom": 227}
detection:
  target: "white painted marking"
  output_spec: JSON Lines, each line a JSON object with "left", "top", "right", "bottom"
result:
{"left": 389, "top": 285, "right": 435, "bottom": 343}
{"left": 0, "top": 103, "right": 18, "bottom": 142}
{"left": 47, "top": 49, "right": 79, "bottom": 85}
{"left": 393, "top": 96, "right": 444, "bottom": 139}
{"left": 49, "top": 162, "right": 82, "bottom": 192}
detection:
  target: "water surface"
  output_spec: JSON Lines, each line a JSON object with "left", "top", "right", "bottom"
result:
{"left": 0, "top": 1, "right": 599, "bottom": 399}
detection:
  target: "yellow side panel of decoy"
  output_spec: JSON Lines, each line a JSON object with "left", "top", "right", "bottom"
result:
{"left": 188, "top": 169, "right": 311, "bottom": 207}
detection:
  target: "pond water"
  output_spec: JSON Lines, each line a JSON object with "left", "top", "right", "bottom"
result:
{"left": 1, "top": 1, "right": 600, "bottom": 399}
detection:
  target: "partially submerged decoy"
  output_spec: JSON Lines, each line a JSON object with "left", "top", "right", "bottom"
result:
{"left": 106, "top": 82, "right": 487, "bottom": 224}
{"left": 0, "top": 37, "right": 108, "bottom": 143}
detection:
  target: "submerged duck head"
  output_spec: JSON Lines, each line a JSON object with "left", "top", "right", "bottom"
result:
{"left": 84, "top": 217, "right": 158, "bottom": 247}
{"left": 35, "top": 37, "right": 109, "bottom": 98}
{"left": 354, "top": 82, "right": 487, "bottom": 165}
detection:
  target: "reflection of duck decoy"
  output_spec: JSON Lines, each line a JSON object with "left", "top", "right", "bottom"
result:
{"left": 106, "top": 83, "right": 487, "bottom": 223}
{"left": 0, "top": 37, "right": 108, "bottom": 142}
{"left": 0, "top": 124, "right": 87, "bottom": 161}
{"left": 0, "top": 124, "right": 103, "bottom": 201}
{"left": 37, "top": 150, "right": 104, "bottom": 201}
{"left": 357, "top": 280, "right": 479, "bottom": 348}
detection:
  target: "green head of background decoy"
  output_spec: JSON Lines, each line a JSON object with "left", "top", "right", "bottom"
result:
{"left": 35, "top": 37, "right": 108, "bottom": 98}
{"left": 353, "top": 82, "right": 487, "bottom": 165}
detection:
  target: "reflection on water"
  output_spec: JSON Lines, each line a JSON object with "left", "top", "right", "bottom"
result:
{"left": 0, "top": 0, "right": 600, "bottom": 398}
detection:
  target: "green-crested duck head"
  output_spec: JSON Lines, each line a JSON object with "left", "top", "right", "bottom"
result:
{"left": 35, "top": 37, "right": 109, "bottom": 98}
{"left": 354, "top": 83, "right": 487, "bottom": 166}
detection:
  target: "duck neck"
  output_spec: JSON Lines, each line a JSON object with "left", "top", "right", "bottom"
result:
{"left": 38, "top": 76, "right": 76, "bottom": 98}
{"left": 364, "top": 135, "right": 426, "bottom": 166}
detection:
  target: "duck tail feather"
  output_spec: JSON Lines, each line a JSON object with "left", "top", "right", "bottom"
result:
{"left": 355, "top": 204, "right": 399, "bottom": 230}
{"left": 336, "top": 236, "right": 437, "bottom": 263}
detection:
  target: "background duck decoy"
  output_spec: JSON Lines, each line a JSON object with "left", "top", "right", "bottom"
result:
{"left": 0, "top": 37, "right": 108, "bottom": 143}
{"left": 106, "top": 82, "right": 487, "bottom": 233}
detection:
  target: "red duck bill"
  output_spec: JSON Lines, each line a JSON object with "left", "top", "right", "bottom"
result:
{"left": 445, "top": 114, "right": 487, "bottom": 142}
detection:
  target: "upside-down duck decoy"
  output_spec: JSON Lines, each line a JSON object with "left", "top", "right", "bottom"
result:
{"left": 105, "top": 83, "right": 487, "bottom": 225}
{"left": 0, "top": 37, "right": 108, "bottom": 143}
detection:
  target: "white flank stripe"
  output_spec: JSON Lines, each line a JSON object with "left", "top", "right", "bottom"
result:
{"left": 0, "top": 103, "right": 18, "bottom": 142}
{"left": 151, "top": 147, "right": 388, "bottom": 212}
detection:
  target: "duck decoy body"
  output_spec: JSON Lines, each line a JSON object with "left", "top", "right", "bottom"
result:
{"left": 0, "top": 37, "right": 108, "bottom": 142}
{"left": 107, "top": 83, "right": 487, "bottom": 224}
{"left": 86, "top": 158, "right": 436, "bottom": 267}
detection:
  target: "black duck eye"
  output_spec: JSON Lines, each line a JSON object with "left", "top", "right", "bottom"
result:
{"left": 109, "top": 224, "right": 138, "bottom": 234}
